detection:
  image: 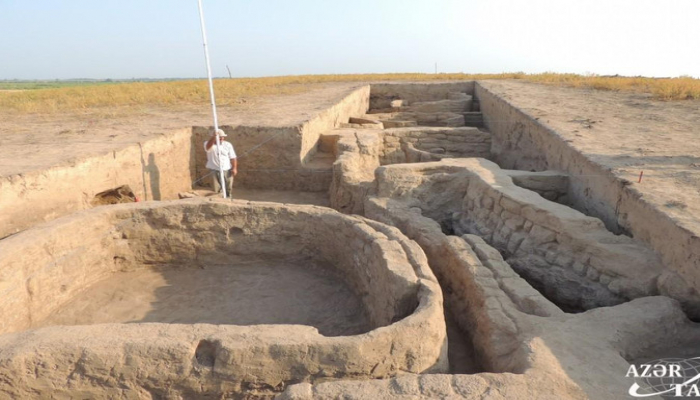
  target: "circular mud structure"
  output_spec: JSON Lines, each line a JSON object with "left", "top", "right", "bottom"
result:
{"left": 0, "top": 199, "right": 447, "bottom": 398}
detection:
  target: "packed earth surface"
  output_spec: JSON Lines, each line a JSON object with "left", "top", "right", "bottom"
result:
{"left": 1, "top": 80, "right": 700, "bottom": 399}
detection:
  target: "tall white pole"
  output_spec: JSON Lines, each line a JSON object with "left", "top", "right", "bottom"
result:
{"left": 197, "top": 0, "right": 227, "bottom": 198}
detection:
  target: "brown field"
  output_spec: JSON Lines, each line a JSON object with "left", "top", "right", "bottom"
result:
{"left": 1, "top": 72, "right": 699, "bottom": 113}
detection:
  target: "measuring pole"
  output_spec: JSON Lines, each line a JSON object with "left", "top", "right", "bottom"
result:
{"left": 197, "top": 0, "right": 227, "bottom": 198}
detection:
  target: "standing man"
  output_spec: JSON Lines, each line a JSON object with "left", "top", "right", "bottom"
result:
{"left": 204, "top": 129, "right": 237, "bottom": 197}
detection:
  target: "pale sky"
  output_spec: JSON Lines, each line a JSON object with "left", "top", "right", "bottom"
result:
{"left": 1, "top": 0, "right": 698, "bottom": 80}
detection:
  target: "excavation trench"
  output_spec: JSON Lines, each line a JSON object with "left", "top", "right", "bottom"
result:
{"left": 3, "top": 81, "right": 700, "bottom": 399}
{"left": 0, "top": 200, "right": 448, "bottom": 398}
{"left": 370, "top": 158, "right": 669, "bottom": 314}
{"left": 330, "top": 83, "right": 700, "bottom": 319}
{"left": 328, "top": 83, "right": 625, "bottom": 370}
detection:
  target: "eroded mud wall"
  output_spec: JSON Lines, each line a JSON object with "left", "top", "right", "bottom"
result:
{"left": 192, "top": 125, "right": 306, "bottom": 190}
{"left": 299, "top": 85, "right": 371, "bottom": 164}
{"left": 0, "top": 200, "right": 449, "bottom": 398}
{"left": 192, "top": 86, "right": 370, "bottom": 192}
{"left": 476, "top": 82, "right": 700, "bottom": 313}
{"left": 370, "top": 82, "right": 475, "bottom": 109}
{"left": 0, "top": 128, "right": 194, "bottom": 239}
{"left": 476, "top": 83, "right": 625, "bottom": 229}
{"left": 369, "top": 159, "right": 700, "bottom": 318}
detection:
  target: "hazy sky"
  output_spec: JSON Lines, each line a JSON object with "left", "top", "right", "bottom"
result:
{"left": 1, "top": 0, "right": 698, "bottom": 80}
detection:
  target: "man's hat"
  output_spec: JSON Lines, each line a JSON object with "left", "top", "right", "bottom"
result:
{"left": 215, "top": 128, "right": 227, "bottom": 137}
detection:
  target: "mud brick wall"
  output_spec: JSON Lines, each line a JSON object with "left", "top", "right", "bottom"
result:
{"left": 370, "top": 82, "right": 475, "bottom": 109}
{"left": 477, "top": 81, "right": 700, "bottom": 317}
{"left": 331, "top": 127, "right": 491, "bottom": 215}
{"left": 0, "top": 128, "right": 195, "bottom": 239}
{"left": 505, "top": 170, "right": 570, "bottom": 205}
{"left": 458, "top": 177, "right": 632, "bottom": 311}
{"left": 364, "top": 196, "right": 563, "bottom": 373}
{"left": 381, "top": 127, "right": 491, "bottom": 165}
{"left": 374, "top": 158, "right": 700, "bottom": 317}
{"left": 299, "top": 85, "right": 370, "bottom": 164}
{"left": 0, "top": 200, "right": 449, "bottom": 397}
{"left": 193, "top": 86, "right": 370, "bottom": 193}
{"left": 330, "top": 130, "right": 382, "bottom": 215}
{"left": 455, "top": 162, "right": 698, "bottom": 315}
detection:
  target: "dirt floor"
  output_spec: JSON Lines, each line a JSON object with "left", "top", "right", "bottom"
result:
{"left": 37, "top": 257, "right": 369, "bottom": 337}
{"left": 480, "top": 80, "right": 700, "bottom": 236}
{"left": 225, "top": 188, "right": 330, "bottom": 207}
{"left": 0, "top": 82, "right": 362, "bottom": 177}
{"left": 444, "top": 306, "right": 481, "bottom": 374}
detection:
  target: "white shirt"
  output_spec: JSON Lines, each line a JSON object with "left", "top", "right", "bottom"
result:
{"left": 204, "top": 140, "right": 237, "bottom": 171}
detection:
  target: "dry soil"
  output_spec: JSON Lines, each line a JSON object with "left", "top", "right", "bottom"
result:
{"left": 37, "top": 257, "right": 369, "bottom": 337}
{"left": 0, "top": 83, "right": 362, "bottom": 177}
{"left": 480, "top": 80, "right": 700, "bottom": 236}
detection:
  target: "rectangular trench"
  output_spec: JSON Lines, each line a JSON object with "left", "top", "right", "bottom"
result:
{"left": 0, "top": 86, "right": 370, "bottom": 239}
{"left": 475, "top": 81, "right": 700, "bottom": 316}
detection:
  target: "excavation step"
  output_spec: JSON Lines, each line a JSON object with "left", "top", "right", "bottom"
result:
{"left": 318, "top": 133, "right": 340, "bottom": 155}
{"left": 348, "top": 116, "right": 383, "bottom": 126}
{"left": 462, "top": 112, "right": 484, "bottom": 128}
{"left": 305, "top": 152, "right": 336, "bottom": 169}
{"left": 338, "top": 122, "right": 384, "bottom": 129}
{"left": 381, "top": 120, "right": 418, "bottom": 128}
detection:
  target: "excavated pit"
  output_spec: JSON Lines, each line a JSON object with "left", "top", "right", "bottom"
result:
{"left": 0, "top": 200, "right": 448, "bottom": 398}
{"left": 38, "top": 257, "right": 368, "bottom": 336}
{"left": 369, "top": 158, "right": 673, "bottom": 314}
{"left": 4, "top": 81, "right": 700, "bottom": 399}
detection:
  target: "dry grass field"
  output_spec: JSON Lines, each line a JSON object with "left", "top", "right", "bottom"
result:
{"left": 525, "top": 73, "right": 700, "bottom": 101}
{"left": 2, "top": 73, "right": 699, "bottom": 113}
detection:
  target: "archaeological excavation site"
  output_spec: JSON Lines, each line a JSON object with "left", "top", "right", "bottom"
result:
{"left": 2, "top": 81, "right": 700, "bottom": 399}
